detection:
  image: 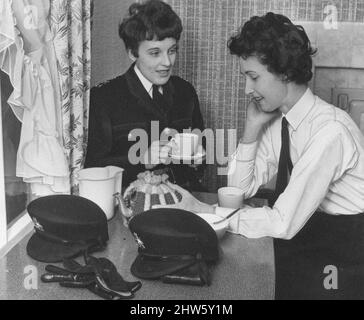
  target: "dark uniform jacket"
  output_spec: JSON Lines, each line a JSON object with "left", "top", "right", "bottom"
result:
{"left": 84, "top": 64, "right": 206, "bottom": 189}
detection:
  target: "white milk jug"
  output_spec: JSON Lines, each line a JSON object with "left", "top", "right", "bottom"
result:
{"left": 77, "top": 166, "right": 124, "bottom": 220}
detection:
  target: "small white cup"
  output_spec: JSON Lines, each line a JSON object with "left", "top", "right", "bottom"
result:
{"left": 171, "top": 133, "right": 199, "bottom": 157}
{"left": 218, "top": 186, "right": 244, "bottom": 209}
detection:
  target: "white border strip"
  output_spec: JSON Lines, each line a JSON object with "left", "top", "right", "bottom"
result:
{"left": 0, "top": 212, "right": 33, "bottom": 258}
{"left": 0, "top": 75, "right": 34, "bottom": 258}
{"left": 0, "top": 75, "right": 8, "bottom": 248}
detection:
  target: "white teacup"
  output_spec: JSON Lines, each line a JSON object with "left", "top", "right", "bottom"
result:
{"left": 218, "top": 187, "right": 244, "bottom": 209}
{"left": 171, "top": 133, "right": 199, "bottom": 157}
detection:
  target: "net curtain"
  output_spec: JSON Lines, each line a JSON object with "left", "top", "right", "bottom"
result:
{"left": 0, "top": 0, "right": 91, "bottom": 196}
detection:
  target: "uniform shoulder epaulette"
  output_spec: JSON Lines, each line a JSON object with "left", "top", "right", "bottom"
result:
{"left": 96, "top": 79, "right": 112, "bottom": 88}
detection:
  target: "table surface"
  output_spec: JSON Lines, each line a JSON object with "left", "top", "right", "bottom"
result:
{"left": 0, "top": 193, "right": 275, "bottom": 300}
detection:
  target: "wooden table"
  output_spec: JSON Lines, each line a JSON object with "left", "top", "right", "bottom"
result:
{"left": 0, "top": 193, "right": 275, "bottom": 300}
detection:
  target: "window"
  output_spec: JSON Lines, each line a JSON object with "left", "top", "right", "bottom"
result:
{"left": 0, "top": 71, "right": 33, "bottom": 257}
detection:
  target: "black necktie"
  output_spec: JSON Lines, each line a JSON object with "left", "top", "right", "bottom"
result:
{"left": 272, "top": 117, "right": 293, "bottom": 204}
{"left": 152, "top": 85, "right": 168, "bottom": 115}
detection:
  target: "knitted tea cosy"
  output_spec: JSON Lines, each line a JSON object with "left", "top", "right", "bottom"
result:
{"left": 123, "top": 171, "right": 183, "bottom": 217}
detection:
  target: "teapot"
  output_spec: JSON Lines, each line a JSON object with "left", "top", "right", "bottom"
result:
{"left": 114, "top": 171, "right": 183, "bottom": 227}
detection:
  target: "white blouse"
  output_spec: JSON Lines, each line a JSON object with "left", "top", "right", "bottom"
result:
{"left": 222, "top": 88, "right": 364, "bottom": 239}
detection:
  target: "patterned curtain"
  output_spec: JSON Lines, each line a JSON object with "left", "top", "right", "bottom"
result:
{"left": 50, "top": 0, "right": 92, "bottom": 194}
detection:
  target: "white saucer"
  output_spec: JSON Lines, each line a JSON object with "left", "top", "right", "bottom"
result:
{"left": 169, "top": 150, "right": 206, "bottom": 162}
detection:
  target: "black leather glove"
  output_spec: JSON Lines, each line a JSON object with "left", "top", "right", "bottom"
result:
{"left": 63, "top": 254, "right": 137, "bottom": 300}
{"left": 41, "top": 264, "right": 95, "bottom": 287}
{"left": 41, "top": 252, "right": 141, "bottom": 300}
{"left": 84, "top": 255, "right": 142, "bottom": 293}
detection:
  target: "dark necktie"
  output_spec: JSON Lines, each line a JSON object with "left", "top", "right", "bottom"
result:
{"left": 152, "top": 85, "right": 168, "bottom": 115}
{"left": 272, "top": 117, "right": 293, "bottom": 204}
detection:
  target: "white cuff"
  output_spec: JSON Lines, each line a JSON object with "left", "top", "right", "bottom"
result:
{"left": 235, "top": 142, "right": 258, "bottom": 161}
{"left": 215, "top": 207, "right": 240, "bottom": 234}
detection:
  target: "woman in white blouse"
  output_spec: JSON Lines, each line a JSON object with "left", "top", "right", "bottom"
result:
{"left": 155, "top": 12, "right": 364, "bottom": 299}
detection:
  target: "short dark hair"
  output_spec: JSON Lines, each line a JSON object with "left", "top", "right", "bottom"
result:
{"left": 228, "top": 12, "right": 317, "bottom": 84}
{"left": 119, "top": 0, "right": 183, "bottom": 57}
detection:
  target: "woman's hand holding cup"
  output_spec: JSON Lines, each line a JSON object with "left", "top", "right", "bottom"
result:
{"left": 144, "top": 140, "right": 171, "bottom": 169}
{"left": 170, "top": 133, "right": 199, "bottom": 157}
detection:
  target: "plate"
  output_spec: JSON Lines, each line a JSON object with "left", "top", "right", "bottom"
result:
{"left": 169, "top": 150, "right": 206, "bottom": 162}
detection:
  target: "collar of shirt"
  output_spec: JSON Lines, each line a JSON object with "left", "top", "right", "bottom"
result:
{"left": 134, "top": 64, "right": 163, "bottom": 98}
{"left": 284, "top": 88, "right": 316, "bottom": 131}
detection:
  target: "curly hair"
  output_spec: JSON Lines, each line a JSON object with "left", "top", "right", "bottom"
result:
{"left": 228, "top": 12, "right": 317, "bottom": 84}
{"left": 119, "top": 0, "right": 182, "bottom": 57}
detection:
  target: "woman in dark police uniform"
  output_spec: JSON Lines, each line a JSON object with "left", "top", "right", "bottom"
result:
{"left": 85, "top": 0, "right": 205, "bottom": 190}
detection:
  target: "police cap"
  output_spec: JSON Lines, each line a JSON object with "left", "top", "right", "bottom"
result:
{"left": 128, "top": 208, "right": 219, "bottom": 279}
{"left": 26, "top": 195, "right": 109, "bottom": 263}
